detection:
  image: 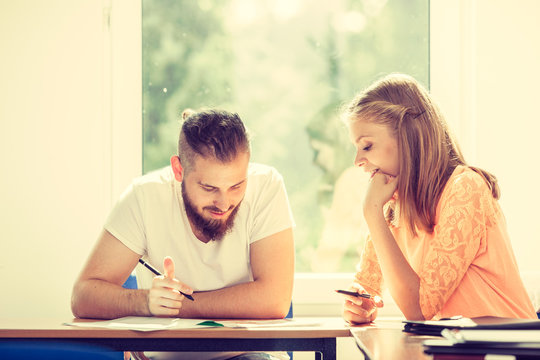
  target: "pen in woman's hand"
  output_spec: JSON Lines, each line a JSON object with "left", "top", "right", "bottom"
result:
{"left": 335, "top": 289, "right": 372, "bottom": 299}
{"left": 138, "top": 258, "right": 195, "bottom": 301}
{"left": 337, "top": 289, "right": 384, "bottom": 309}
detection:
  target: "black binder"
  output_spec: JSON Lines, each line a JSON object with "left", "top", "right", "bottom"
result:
{"left": 403, "top": 316, "right": 540, "bottom": 336}
{"left": 423, "top": 338, "right": 540, "bottom": 359}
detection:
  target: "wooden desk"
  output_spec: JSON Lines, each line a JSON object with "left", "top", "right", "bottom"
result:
{"left": 0, "top": 317, "right": 351, "bottom": 360}
{"left": 350, "top": 319, "right": 438, "bottom": 360}
{"left": 351, "top": 319, "right": 495, "bottom": 360}
{"left": 352, "top": 327, "right": 434, "bottom": 359}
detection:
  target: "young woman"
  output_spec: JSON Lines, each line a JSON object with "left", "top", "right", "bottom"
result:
{"left": 341, "top": 73, "right": 537, "bottom": 324}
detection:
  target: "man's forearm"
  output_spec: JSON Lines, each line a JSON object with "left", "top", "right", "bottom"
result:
{"left": 178, "top": 280, "right": 292, "bottom": 319}
{"left": 71, "top": 279, "right": 150, "bottom": 319}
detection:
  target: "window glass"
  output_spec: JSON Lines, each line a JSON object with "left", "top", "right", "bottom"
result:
{"left": 142, "top": 0, "right": 429, "bottom": 272}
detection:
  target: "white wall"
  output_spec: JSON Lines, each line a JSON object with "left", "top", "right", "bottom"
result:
{"left": 475, "top": 0, "right": 540, "bottom": 279}
{"left": 431, "top": 0, "right": 540, "bottom": 282}
{"left": 0, "top": 0, "right": 539, "bottom": 326}
{"left": 0, "top": 0, "right": 141, "bottom": 319}
{"left": 0, "top": 1, "right": 109, "bottom": 319}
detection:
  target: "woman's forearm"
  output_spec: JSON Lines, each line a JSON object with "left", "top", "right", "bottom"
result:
{"left": 364, "top": 209, "right": 424, "bottom": 320}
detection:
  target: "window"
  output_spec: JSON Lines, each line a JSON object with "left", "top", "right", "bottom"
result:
{"left": 142, "top": 0, "right": 429, "bottom": 274}
{"left": 110, "top": 0, "right": 540, "bottom": 317}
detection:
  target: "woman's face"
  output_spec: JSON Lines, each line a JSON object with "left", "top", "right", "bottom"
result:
{"left": 349, "top": 117, "right": 400, "bottom": 178}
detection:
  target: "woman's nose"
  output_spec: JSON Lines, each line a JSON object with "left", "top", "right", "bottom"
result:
{"left": 354, "top": 153, "right": 366, "bottom": 167}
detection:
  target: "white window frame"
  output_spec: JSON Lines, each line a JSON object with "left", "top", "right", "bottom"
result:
{"left": 109, "top": 0, "right": 471, "bottom": 316}
{"left": 106, "top": 0, "right": 142, "bottom": 203}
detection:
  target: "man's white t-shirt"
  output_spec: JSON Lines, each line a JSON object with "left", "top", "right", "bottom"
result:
{"left": 105, "top": 162, "right": 295, "bottom": 293}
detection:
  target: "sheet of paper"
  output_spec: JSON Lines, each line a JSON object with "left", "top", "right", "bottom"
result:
{"left": 217, "top": 318, "right": 322, "bottom": 328}
{"left": 443, "top": 329, "right": 540, "bottom": 344}
{"left": 408, "top": 317, "right": 477, "bottom": 328}
{"left": 64, "top": 316, "right": 220, "bottom": 332}
{"left": 65, "top": 317, "right": 322, "bottom": 331}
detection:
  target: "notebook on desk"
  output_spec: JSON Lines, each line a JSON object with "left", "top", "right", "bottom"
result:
{"left": 424, "top": 328, "right": 540, "bottom": 358}
{"left": 442, "top": 329, "right": 540, "bottom": 345}
{"left": 423, "top": 338, "right": 540, "bottom": 358}
{"left": 423, "top": 329, "right": 540, "bottom": 359}
{"left": 403, "top": 316, "right": 540, "bottom": 336}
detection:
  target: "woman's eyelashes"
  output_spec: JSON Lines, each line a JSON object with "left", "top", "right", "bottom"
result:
{"left": 362, "top": 144, "right": 372, "bottom": 151}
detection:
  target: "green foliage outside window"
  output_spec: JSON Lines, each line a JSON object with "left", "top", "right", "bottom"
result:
{"left": 143, "top": 0, "right": 429, "bottom": 272}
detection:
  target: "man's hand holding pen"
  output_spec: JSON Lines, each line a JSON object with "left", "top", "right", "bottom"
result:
{"left": 147, "top": 256, "right": 194, "bottom": 317}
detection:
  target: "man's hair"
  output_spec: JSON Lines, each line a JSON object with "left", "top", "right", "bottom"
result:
{"left": 178, "top": 109, "right": 250, "bottom": 173}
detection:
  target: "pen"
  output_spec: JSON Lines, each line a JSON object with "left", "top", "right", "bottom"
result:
{"left": 335, "top": 289, "right": 372, "bottom": 299}
{"left": 138, "top": 258, "right": 195, "bottom": 301}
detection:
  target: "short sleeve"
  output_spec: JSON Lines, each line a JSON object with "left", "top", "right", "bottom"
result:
{"left": 103, "top": 182, "right": 147, "bottom": 255}
{"left": 354, "top": 235, "right": 384, "bottom": 296}
{"left": 418, "top": 171, "right": 499, "bottom": 319}
{"left": 249, "top": 167, "right": 295, "bottom": 243}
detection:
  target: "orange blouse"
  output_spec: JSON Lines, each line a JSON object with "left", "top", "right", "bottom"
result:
{"left": 355, "top": 166, "right": 537, "bottom": 320}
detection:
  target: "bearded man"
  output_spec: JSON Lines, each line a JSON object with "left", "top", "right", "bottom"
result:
{"left": 72, "top": 109, "right": 295, "bottom": 360}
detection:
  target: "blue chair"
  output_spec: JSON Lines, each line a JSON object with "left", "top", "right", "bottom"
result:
{"left": 286, "top": 303, "right": 293, "bottom": 319}
{"left": 285, "top": 303, "right": 294, "bottom": 359}
{"left": 122, "top": 273, "right": 138, "bottom": 290}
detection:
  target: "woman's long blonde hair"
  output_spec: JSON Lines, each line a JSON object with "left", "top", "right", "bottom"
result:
{"left": 343, "top": 74, "right": 499, "bottom": 235}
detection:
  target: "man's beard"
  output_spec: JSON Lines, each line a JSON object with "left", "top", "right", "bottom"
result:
{"left": 181, "top": 182, "right": 240, "bottom": 242}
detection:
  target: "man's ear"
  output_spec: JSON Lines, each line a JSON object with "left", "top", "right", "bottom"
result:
{"left": 170, "top": 155, "right": 184, "bottom": 182}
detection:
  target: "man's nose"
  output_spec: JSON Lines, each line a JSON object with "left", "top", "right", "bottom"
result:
{"left": 213, "top": 192, "right": 230, "bottom": 211}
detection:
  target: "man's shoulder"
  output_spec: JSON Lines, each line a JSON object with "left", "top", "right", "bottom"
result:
{"left": 130, "top": 166, "right": 174, "bottom": 190}
{"left": 248, "top": 162, "right": 283, "bottom": 182}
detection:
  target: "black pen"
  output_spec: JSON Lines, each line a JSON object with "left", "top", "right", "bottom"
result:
{"left": 138, "top": 258, "right": 195, "bottom": 301}
{"left": 335, "top": 289, "right": 372, "bottom": 299}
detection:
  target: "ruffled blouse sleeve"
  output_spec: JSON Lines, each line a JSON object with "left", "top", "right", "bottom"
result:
{"left": 418, "top": 170, "right": 500, "bottom": 319}
{"left": 354, "top": 235, "right": 384, "bottom": 296}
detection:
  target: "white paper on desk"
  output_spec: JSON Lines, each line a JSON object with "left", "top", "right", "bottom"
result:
{"left": 64, "top": 316, "right": 221, "bottom": 332}
{"left": 410, "top": 317, "right": 478, "bottom": 328}
{"left": 442, "top": 329, "right": 540, "bottom": 344}
{"left": 217, "top": 318, "right": 322, "bottom": 328}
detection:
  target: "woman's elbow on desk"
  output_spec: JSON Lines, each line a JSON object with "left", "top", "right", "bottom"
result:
{"left": 401, "top": 308, "right": 425, "bottom": 321}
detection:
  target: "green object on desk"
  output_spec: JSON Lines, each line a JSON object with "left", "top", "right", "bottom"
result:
{"left": 197, "top": 320, "right": 224, "bottom": 327}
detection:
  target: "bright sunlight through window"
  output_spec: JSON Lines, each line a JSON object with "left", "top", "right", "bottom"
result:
{"left": 142, "top": 0, "right": 429, "bottom": 273}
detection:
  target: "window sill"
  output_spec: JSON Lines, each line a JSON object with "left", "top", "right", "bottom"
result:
{"left": 292, "top": 272, "right": 402, "bottom": 317}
